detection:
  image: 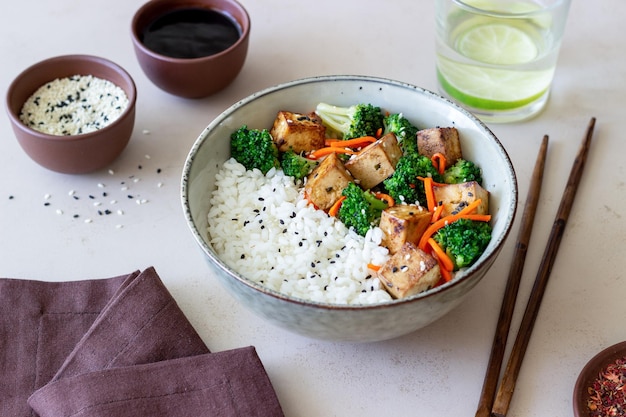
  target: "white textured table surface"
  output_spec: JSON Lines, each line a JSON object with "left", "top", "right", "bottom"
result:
{"left": 1, "top": 1, "right": 624, "bottom": 416}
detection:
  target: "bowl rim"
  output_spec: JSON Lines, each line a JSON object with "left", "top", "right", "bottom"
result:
{"left": 573, "top": 340, "right": 626, "bottom": 416}
{"left": 130, "top": 0, "right": 251, "bottom": 63}
{"left": 181, "top": 74, "right": 518, "bottom": 310}
{"left": 5, "top": 54, "right": 137, "bottom": 142}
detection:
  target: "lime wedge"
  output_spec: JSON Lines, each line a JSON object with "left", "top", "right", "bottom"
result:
{"left": 457, "top": 23, "right": 537, "bottom": 65}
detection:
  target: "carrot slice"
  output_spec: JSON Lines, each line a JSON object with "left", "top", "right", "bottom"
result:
{"left": 439, "top": 262, "right": 452, "bottom": 283}
{"left": 427, "top": 238, "right": 454, "bottom": 272}
{"left": 328, "top": 195, "right": 346, "bottom": 217}
{"left": 431, "top": 152, "right": 447, "bottom": 175}
{"left": 374, "top": 192, "right": 395, "bottom": 208}
{"left": 367, "top": 263, "right": 381, "bottom": 272}
{"left": 421, "top": 176, "right": 436, "bottom": 212}
{"left": 431, "top": 203, "right": 444, "bottom": 223}
{"left": 328, "top": 136, "right": 377, "bottom": 148}
{"left": 309, "top": 147, "right": 357, "bottom": 160}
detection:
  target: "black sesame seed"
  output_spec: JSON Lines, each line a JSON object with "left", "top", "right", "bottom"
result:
{"left": 240, "top": 254, "right": 245, "bottom": 259}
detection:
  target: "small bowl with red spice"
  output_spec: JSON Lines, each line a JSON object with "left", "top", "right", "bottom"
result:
{"left": 5, "top": 54, "right": 137, "bottom": 174}
{"left": 574, "top": 341, "right": 626, "bottom": 417}
{"left": 131, "top": 0, "right": 250, "bottom": 98}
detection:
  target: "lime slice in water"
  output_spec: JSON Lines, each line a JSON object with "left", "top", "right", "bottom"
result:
{"left": 457, "top": 23, "right": 537, "bottom": 65}
{"left": 438, "top": 22, "right": 552, "bottom": 110}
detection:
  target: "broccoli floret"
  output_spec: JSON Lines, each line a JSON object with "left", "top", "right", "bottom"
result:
{"left": 383, "top": 113, "right": 419, "bottom": 155}
{"left": 433, "top": 218, "right": 492, "bottom": 270}
{"left": 230, "top": 125, "right": 280, "bottom": 174}
{"left": 443, "top": 159, "right": 483, "bottom": 185}
{"left": 315, "top": 102, "right": 384, "bottom": 140}
{"left": 383, "top": 153, "right": 444, "bottom": 205}
{"left": 338, "top": 182, "right": 389, "bottom": 236}
{"left": 280, "top": 150, "right": 319, "bottom": 181}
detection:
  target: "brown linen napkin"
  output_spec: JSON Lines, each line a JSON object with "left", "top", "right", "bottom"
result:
{"left": 0, "top": 267, "right": 284, "bottom": 417}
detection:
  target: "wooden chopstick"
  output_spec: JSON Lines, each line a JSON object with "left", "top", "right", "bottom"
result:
{"left": 474, "top": 135, "right": 549, "bottom": 417}
{"left": 490, "top": 117, "right": 597, "bottom": 417}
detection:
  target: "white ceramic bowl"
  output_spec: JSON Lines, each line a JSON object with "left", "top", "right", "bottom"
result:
{"left": 181, "top": 75, "right": 517, "bottom": 342}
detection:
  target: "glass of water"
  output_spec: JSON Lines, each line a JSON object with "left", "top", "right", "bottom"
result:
{"left": 435, "top": 0, "right": 571, "bottom": 123}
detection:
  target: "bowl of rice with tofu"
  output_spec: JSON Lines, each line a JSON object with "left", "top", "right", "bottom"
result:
{"left": 6, "top": 54, "right": 136, "bottom": 174}
{"left": 182, "top": 75, "right": 517, "bottom": 342}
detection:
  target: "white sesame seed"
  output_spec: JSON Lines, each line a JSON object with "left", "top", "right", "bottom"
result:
{"left": 110, "top": 200, "right": 117, "bottom": 204}
{"left": 157, "top": 182, "right": 163, "bottom": 188}
{"left": 133, "top": 178, "right": 140, "bottom": 183}
{"left": 93, "top": 201, "right": 101, "bottom": 207}
{"left": 108, "top": 169, "right": 115, "bottom": 175}
{"left": 84, "top": 218, "right": 93, "bottom": 223}
{"left": 68, "top": 190, "right": 76, "bottom": 196}
{"left": 142, "top": 129, "right": 150, "bottom": 135}
{"left": 145, "top": 154, "right": 151, "bottom": 159}
{"left": 117, "top": 209, "right": 124, "bottom": 215}
{"left": 44, "top": 193, "right": 51, "bottom": 200}
{"left": 115, "top": 224, "right": 124, "bottom": 229}
{"left": 97, "top": 183, "right": 105, "bottom": 188}
{"left": 56, "top": 209, "right": 63, "bottom": 215}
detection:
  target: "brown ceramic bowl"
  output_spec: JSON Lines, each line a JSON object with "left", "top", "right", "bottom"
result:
{"left": 5, "top": 54, "right": 137, "bottom": 174}
{"left": 131, "top": 0, "right": 250, "bottom": 99}
{"left": 573, "top": 341, "right": 626, "bottom": 416}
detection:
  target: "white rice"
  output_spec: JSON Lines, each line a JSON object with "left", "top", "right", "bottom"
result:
{"left": 207, "top": 158, "right": 392, "bottom": 305}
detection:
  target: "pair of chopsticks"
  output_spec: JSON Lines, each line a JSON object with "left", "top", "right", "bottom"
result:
{"left": 475, "top": 117, "right": 597, "bottom": 417}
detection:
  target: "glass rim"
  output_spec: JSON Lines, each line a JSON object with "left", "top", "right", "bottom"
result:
{"left": 452, "top": 0, "right": 570, "bottom": 17}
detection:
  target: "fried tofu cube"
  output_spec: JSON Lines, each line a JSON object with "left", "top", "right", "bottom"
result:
{"left": 432, "top": 181, "right": 489, "bottom": 217}
{"left": 417, "top": 127, "right": 462, "bottom": 168}
{"left": 379, "top": 205, "right": 432, "bottom": 255}
{"left": 270, "top": 111, "right": 326, "bottom": 153}
{"left": 377, "top": 242, "right": 441, "bottom": 299}
{"left": 304, "top": 152, "right": 353, "bottom": 210}
{"left": 344, "top": 133, "right": 403, "bottom": 190}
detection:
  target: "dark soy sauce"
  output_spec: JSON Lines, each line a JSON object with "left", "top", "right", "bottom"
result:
{"left": 141, "top": 8, "right": 241, "bottom": 59}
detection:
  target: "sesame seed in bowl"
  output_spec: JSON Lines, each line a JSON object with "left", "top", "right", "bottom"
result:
{"left": 6, "top": 55, "right": 137, "bottom": 174}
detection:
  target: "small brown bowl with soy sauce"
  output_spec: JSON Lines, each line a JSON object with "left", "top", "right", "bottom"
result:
{"left": 131, "top": 0, "right": 250, "bottom": 98}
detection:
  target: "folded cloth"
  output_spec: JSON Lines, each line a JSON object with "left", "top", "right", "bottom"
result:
{"left": 0, "top": 267, "right": 284, "bottom": 417}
